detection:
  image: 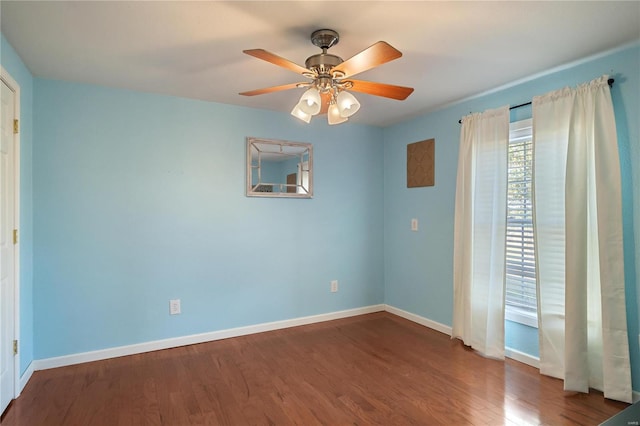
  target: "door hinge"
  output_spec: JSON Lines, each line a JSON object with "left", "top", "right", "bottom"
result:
{"left": 13, "top": 340, "right": 18, "bottom": 355}
{"left": 13, "top": 229, "right": 18, "bottom": 245}
{"left": 13, "top": 119, "right": 19, "bottom": 134}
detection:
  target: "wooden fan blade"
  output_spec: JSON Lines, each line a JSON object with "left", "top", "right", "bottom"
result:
{"left": 243, "top": 49, "right": 309, "bottom": 75}
{"left": 319, "top": 91, "right": 331, "bottom": 115}
{"left": 347, "top": 80, "right": 414, "bottom": 100}
{"left": 239, "top": 83, "right": 302, "bottom": 96}
{"left": 332, "top": 41, "right": 402, "bottom": 78}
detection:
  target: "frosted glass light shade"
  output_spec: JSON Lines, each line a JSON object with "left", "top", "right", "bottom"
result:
{"left": 291, "top": 104, "right": 312, "bottom": 123}
{"left": 328, "top": 104, "right": 348, "bottom": 125}
{"left": 298, "top": 87, "right": 321, "bottom": 115}
{"left": 336, "top": 91, "right": 360, "bottom": 118}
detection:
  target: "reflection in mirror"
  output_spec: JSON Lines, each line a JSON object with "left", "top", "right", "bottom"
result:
{"left": 246, "top": 137, "right": 313, "bottom": 198}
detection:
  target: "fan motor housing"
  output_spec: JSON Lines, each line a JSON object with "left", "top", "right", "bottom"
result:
{"left": 305, "top": 53, "right": 343, "bottom": 76}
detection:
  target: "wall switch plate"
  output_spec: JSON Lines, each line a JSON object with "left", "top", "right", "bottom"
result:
{"left": 411, "top": 218, "right": 418, "bottom": 231}
{"left": 170, "top": 299, "right": 181, "bottom": 315}
{"left": 330, "top": 280, "right": 338, "bottom": 293}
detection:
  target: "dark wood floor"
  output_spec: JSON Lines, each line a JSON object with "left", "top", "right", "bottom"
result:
{"left": 1, "top": 312, "right": 629, "bottom": 425}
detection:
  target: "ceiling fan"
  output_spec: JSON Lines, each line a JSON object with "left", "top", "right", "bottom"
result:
{"left": 239, "top": 29, "right": 414, "bottom": 125}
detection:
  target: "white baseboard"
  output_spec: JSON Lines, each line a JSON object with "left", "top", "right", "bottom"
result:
{"left": 383, "top": 304, "right": 542, "bottom": 370}
{"left": 33, "top": 304, "right": 386, "bottom": 372}
{"left": 504, "top": 347, "right": 539, "bottom": 369}
{"left": 384, "top": 304, "right": 452, "bottom": 336}
{"left": 24, "top": 303, "right": 639, "bottom": 402}
{"left": 18, "top": 362, "right": 34, "bottom": 395}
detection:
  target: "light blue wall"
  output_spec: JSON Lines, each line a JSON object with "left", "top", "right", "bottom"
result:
{"left": 505, "top": 321, "right": 539, "bottom": 357}
{"left": 1, "top": 34, "right": 34, "bottom": 376}
{"left": 383, "top": 43, "right": 640, "bottom": 388}
{"left": 3, "top": 31, "right": 639, "bottom": 392}
{"left": 32, "top": 79, "right": 384, "bottom": 358}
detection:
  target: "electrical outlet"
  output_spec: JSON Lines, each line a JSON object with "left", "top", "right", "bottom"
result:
{"left": 170, "top": 299, "right": 181, "bottom": 315}
{"left": 411, "top": 218, "right": 418, "bottom": 231}
{"left": 331, "top": 280, "right": 338, "bottom": 293}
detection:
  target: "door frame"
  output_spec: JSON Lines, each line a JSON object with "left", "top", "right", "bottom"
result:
{"left": 1, "top": 65, "right": 21, "bottom": 401}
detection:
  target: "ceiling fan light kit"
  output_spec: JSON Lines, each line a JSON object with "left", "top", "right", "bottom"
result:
{"left": 336, "top": 91, "right": 360, "bottom": 118}
{"left": 328, "top": 103, "right": 348, "bottom": 125}
{"left": 290, "top": 104, "right": 312, "bottom": 123}
{"left": 297, "top": 87, "right": 322, "bottom": 115}
{"left": 240, "top": 29, "right": 414, "bottom": 125}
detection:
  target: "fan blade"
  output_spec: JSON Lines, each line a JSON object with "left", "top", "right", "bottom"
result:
{"left": 347, "top": 80, "right": 414, "bottom": 100}
{"left": 332, "top": 41, "right": 402, "bottom": 78}
{"left": 243, "top": 49, "right": 309, "bottom": 75}
{"left": 239, "top": 83, "right": 303, "bottom": 96}
{"left": 319, "top": 91, "right": 331, "bottom": 115}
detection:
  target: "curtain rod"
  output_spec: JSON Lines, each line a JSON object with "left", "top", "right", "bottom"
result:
{"left": 457, "top": 78, "right": 615, "bottom": 124}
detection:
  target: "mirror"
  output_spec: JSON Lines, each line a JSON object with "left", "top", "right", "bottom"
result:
{"left": 246, "top": 137, "right": 313, "bottom": 198}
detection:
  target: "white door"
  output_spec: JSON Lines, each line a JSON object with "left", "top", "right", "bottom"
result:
{"left": 0, "top": 77, "right": 17, "bottom": 414}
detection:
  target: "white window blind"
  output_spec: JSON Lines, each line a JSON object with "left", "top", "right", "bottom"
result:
{"left": 505, "top": 119, "right": 537, "bottom": 327}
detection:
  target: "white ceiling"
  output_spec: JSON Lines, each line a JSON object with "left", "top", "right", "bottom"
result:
{"left": 2, "top": 1, "right": 639, "bottom": 127}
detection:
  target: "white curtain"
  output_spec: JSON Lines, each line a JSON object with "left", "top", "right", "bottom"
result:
{"left": 533, "top": 75, "right": 632, "bottom": 403}
{"left": 452, "top": 106, "right": 509, "bottom": 359}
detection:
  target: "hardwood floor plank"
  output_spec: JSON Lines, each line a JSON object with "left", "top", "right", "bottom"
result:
{"left": 1, "top": 312, "right": 629, "bottom": 425}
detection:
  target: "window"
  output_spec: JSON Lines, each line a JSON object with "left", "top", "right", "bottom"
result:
{"left": 505, "top": 119, "right": 537, "bottom": 328}
{"left": 296, "top": 161, "right": 310, "bottom": 194}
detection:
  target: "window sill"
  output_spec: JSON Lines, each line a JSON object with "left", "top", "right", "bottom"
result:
{"left": 505, "top": 306, "right": 538, "bottom": 328}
